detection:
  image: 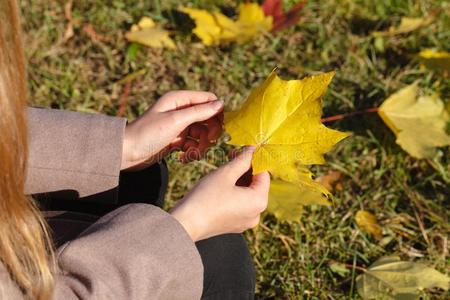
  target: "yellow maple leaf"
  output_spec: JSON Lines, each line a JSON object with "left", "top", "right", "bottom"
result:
{"left": 373, "top": 16, "right": 433, "bottom": 37}
{"left": 268, "top": 162, "right": 335, "bottom": 222}
{"left": 179, "top": 8, "right": 227, "bottom": 45}
{"left": 268, "top": 175, "right": 331, "bottom": 222}
{"left": 235, "top": 3, "right": 273, "bottom": 43}
{"left": 268, "top": 164, "right": 334, "bottom": 221}
{"left": 225, "top": 70, "right": 350, "bottom": 176}
{"left": 355, "top": 210, "right": 382, "bottom": 240}
{"left": 125, "top": 17, "right": 175, "bottom": 49}
{"left": 418, "top": 49, "right": 450, "bottom": 74}
{"left": 273, "top": 165, "right": 331, "bottom": 197}
{"left": 180, "top": 3, "right": 272, "bottom": 46}
{"left": 378, "top": 82, "right": 450, "bottom": 158}
{"left": 225, "top": 70, "right": 349, "bottom": 221}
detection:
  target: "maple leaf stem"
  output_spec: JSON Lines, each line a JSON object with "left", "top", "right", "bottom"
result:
{"left": 117, "top": 81, "right": 131, "bottom": 117}
{"left": 321, "top": 107, "right": 379, "bottom": 123}
{"left": 344, "top": 263, "right": 367, "bottom": 273}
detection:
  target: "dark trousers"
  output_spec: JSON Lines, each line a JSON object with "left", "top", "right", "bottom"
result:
{"left": 39, "top": 162, "right": 255, "bottom": 299}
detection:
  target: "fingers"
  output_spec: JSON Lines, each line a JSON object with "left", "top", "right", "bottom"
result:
{"left": 221, "top": 146, "right": 256, "bottom": 180}
{"left": 182, "top": 125, "right": 212, "bottom": 162}
{"left": 205, "top": 113, "right": 223, "bottom": 141}
{"left": 188, "top": 123, "right": 205, "bottom": 140}
{"left": 155, "top": 90, "right": 218, "bottom": 112}
{"left": 171, "top": 100, "right": 224, "bottom": 129}
{"left": 250, "top": 171, "right": 270, "bottom": 195}
{"left": 180, "top": 138, "right": 200, "bottom": 162}
{"left": 197, "top": 126, "right": 211, "bottom": 155}
{"left": 247, "top": 172, "right": 270, "bottom": 218}
{"left": 190, "top": 115, "right": 223, "bottom": 143}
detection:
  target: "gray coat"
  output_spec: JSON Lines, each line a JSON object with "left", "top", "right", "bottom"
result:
{"left": 0, "top": 108, "right": 203, "bottom": 299}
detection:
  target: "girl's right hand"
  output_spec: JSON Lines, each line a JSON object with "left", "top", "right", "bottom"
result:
{"left": 170, "top": 147, "right": 270, "bottom": 242}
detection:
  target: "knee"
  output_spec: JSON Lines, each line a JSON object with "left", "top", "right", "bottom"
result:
{"left": 196, "top": 234, "right": 255, "bottom": 299}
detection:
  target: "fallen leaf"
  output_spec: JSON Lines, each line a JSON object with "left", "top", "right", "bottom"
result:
{"left": 262, "top": 0, "right": 284, "bottom": 20}
{"left": 62, "top": 0, "right": 74, "bottom": 42}
{"left": 355, "top": 210, "right": 383, "bottom": 240}
{"left": 125, "top": 16, "right": 175, "bottom": 49}
{"left": 236, "top": 3, "right": 273, "bottom": 42}
{"left": 180, "top": 3, "right": 272, "bottom": 45}
{"left": 179, "top": 8, "right": 230, "bottom": 46}
{"left": 373, "top": 17, "right": 433, "bottom": 37}
{"left": 357, "top": 255, "right": 449, "bottom": 299}
{"left": 225, "top": 70, "right": 350, "bottom": 177}
{"left": 315, "top": 170, "right": 343, "bottom": 192}
{"left": 378, "top": 82, "right": 450, "bottom": 158}
{"left": 418, "top": 49, "right": 450, "bottom": 74}
{"left": 262, "top": 0, "right": 306, "bottom": 32}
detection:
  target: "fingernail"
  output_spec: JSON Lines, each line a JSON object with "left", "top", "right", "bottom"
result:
{"left": 245, "top": 145, "right": 256, "bottom": 152}
{"left": 211, "top": 100, "right": 224, "bottom": 110}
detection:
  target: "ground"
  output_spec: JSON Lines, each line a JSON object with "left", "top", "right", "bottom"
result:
{"left": 22, "top": 0, "right": 449, "bottom": 298}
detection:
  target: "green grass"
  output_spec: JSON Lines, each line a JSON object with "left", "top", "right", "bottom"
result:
{"left": 22, "top": 0, "right": 449, "bottom": 298}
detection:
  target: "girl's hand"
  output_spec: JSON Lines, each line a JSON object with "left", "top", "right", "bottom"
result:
{"left": 170, "top": 147, "right": 270, "bottom": 242}
{"left": 121, "top": 91, "right": 223, "bottom": 170}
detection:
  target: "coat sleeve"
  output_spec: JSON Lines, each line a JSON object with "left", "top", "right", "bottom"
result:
{"left": 0, "top": 204, "right": 204, "bottom": 299}
{"left": 25, "top": 107, "right": 127, "bottom": 198}
{"left": 54, "top": 203, "right": 204, "bottom": 300}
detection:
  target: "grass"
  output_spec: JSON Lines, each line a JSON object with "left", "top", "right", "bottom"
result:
{"left": 22, "top": 0, "right": 449, "bottom": 298}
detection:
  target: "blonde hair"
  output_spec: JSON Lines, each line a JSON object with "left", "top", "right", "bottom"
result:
{"left": 0, "top": 0, "right": 54, "bottom": 299}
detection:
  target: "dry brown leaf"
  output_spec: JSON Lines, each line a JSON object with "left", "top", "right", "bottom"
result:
{"left": 315, "top": 170, "right": 343, "bottom": 192}
{"left": 63, "top": 0, "right": 74, "bottom": 42}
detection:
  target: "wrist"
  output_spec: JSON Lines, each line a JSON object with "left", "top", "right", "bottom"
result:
{"left": 121, "top": 124, "right": 136, "bottom": 170}
{"left": 170, "top": 204, "right": 202, "bottom": 242}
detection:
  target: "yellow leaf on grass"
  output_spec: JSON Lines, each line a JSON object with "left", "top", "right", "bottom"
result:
{"left": 378, "top": 82, "right": 450, "bottom": 158}
{"left": 418, "top": 49, "right": 450, "bottom": 73}
{"left": 235, "top": 3, "right": 273, "bottom": 43}
{"left": 355, "top": 210, "right": 382, "bottom": 240}
{"left": 357, "top": 255, "right": 449, "bottom": 299}
{"left": 125, "top": 17, "right": 175, "bottom": 49}
{"left": 179, "top": 8, "right": 228, "bottom": 46}
{"left": 180, "top": 3, "right": 272, "bottom": 45}
{"left": 373, "top": 17, "right": 432, "bottom": 37}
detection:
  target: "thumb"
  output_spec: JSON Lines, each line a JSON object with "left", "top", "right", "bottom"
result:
{"left": 249, "top": 171, "right": 270, "bottom": 194}
{"left": 171, "top": 100, "right": 223, "bottom": 128}
{"left": 222, "top": 146, "right": 256, "bottom": 180}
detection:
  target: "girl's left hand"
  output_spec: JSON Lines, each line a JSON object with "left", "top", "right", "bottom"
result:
{"left": 121, "top": 90, "right": 224, "bottom": 170}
